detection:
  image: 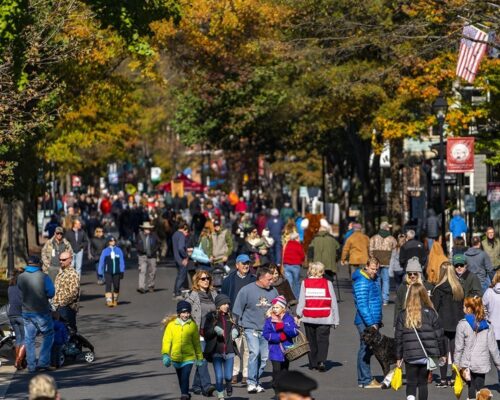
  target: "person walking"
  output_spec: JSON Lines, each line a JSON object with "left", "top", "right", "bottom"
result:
{"left": 431, "top": 261, "right": 464, "bottom": 387}
{"left": 41, "top": 226, "right": 73, "bottom": 282}
{"left": 341, "top": 223, "right": 369, "bottom": 276}
{"left": 453, "top": 253, "right": 482, "bottom": 298}
{"left": 209, "top": 219, "right": 233, "bottom": 265}
{"left": 232, "top": 266, "right": 278, "bottom": 393}
{"left": 89, "top": 227, "right": 106, "bottom": 285}
{"left": 424, "top": 209, "right": 441, "bottom": 251}
{"left": 161, "top": 301, "right": 204, "bottom": 400}
{"left": 282, "top": 232, "right": 305, "bottom": 298}
{"left": 296, "top": 261, "right": 339, "bottom": 372}
{"left": 465, "top": 236, "right": 494, "bottom": 293}
{"left": 395, "top": 283, "right": 446, "bottom": 400}
{"left": 482, "top": 270, "right": 500, "bottom": 384}
{"left": 399, "top": 230, "right": 426, "bottom": 271}
{"left": 172, "top": 223, "right": 190, "bottom": 300}
{"left": 17, "top": 255, "right": 56, "bottom": 373}
{"left": 52, "top": 251, "right": 80, "bottom": 331}
{"left": 266, "top": 209, "right": 284, "bottom": 265}
{"left": 454, "top": 296, "right": 500, "bottom": 400}
{"left": 97, "top": 236, "right": 125, "bottom": 307}
{"left": 64, "top": 218, "right": 88, "bottom": 277}
{"left": 369, "top": 221, "right": 397, "bottom": 306}
{"left": 203, "top": 294, "right": 240, "bottom": 400}
{"left": 186, "top": 271, "right": 217, "bottom": 397}
{"left": 389, "top": 234, "right": 407, "bottom": 289}
{"left": 308, "top": 219, "right": 340, "bottom": 284}
{"left": 352, "top": 257, "right": 382, "bottom": 388}
{"left": 220, "top": 254, "right": 255, "bottom": 385}
{"left": 136, "top": 221, "right": 160, "bottom": 293}
{"left": 449, "top": 210, "right": 468, "bottom": 243}
{"left": 482, "top": 227, "right": 499, "bottom": 271}
{"left": 263, "top": 296, "right": 299, "bottom": 397}
{"left": 8, "top": 269, "right": 26, "bottom": 370}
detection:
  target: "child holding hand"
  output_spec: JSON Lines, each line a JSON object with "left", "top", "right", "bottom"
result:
{"left": 162, "top": 301, "right": 204, "bottom": 400}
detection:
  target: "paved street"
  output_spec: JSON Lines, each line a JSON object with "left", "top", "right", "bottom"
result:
{"left": 2, "top": 260, "right": 499, "bottom": 399}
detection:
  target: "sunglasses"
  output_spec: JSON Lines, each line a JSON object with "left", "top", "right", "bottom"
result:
{"left": 55, "top": 232, "right": 63, "bottom": 235}
{"left": 407, "top": 272, "right": 419, "bottom": 277}
{"left": 454, "top": 264, "right": 465, "bottom": 268}
{"left": 199, "top": 277, "right": 211, "bottom": 282}
{"left": 59, "top": 257, "right": 70, "bottom": 261}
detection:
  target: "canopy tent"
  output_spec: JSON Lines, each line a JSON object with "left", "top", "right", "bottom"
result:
{"left": 157, "top": 174, "right": 205, "bottom": 194}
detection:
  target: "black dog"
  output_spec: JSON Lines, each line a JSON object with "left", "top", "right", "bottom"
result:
{"left": 362, "top": 326, "right": 397, "bottom": 378}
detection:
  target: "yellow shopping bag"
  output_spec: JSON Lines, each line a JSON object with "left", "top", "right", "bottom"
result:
{"left": 391, "top": 367, "right": 403, "bottom": 391}
{"left": 452, "top": 364, "right": 464, "bottom": 399}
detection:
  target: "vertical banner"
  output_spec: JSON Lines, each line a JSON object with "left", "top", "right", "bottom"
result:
{"left": 447, "top": 137, "right": 475, "bottom": 173}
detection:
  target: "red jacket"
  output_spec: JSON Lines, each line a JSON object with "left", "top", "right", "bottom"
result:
{"left": 283, "top": 240, "right": 305, "bottom": 265}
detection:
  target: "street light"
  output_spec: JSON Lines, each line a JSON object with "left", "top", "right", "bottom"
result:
{"left": 432, "top": 93, "right": 448, "bottom": 253}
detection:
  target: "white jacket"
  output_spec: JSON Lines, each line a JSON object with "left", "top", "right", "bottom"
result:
{"left": 483, "top": 284, "right": 500, "bottom": 340}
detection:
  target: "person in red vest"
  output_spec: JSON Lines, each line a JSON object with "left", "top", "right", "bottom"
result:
{"left": 296, "top": 261, "right": 339, "bottom": 372}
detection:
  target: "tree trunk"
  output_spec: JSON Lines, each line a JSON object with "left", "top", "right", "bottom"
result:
{"left": 0, "top": 199, "right": 29, "bottom": 276}
{"left": 388, "top": 138, "right": 404, "bottom": 232}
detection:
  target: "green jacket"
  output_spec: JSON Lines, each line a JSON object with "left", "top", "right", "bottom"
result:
{"left": 308, "top": 231, "right": 340, "bottom": 273}
{"left": 482, "top": 238, "right": 500, "bottom": 268}
{"left": 162, "top": 318, "right": 203, "bottom": 363}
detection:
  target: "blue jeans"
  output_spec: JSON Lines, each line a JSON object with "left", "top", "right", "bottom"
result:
{"left": 213, "top": 354, "right": 235, "bottom": 392}
{"left": 174, "top": 262, "right": 188, "bottom": 296}
{"left": 284, "top": 264, "right": 301, "bottom": 298}
{"left": 378, "top": 266, "right": 390, "bottom": 304}
{"left": 73, "top": 250, "right": 83, "bottom": 277}
{"left": 176, "top": 363, "right": 193, "bottom": 396}
{"left": 356, "top": 322, "right": 373, "bottom": 385}
{"left": 9, "top": 316, "right": 25, "bottom": 345}
{"left": 245, "top": 329, "right": 269, "bottom": 386}
{"left": 271, "top": 242, "right": 282, "bottom": 265}
{"left": 192, "top": 340, "right": 213, "bottom": 393}
{"left": 23, "top": 313, "right": 54, "bottom": 372}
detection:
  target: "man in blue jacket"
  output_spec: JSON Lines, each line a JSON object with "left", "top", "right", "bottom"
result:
{"left": 17, "top": 255, "right": 55, "bottom": 373}
{"left": 449, "top": 210, "right": 468, "bottom": 242}
{"left": 352, "top": 258, "right": 383, "bottom": 388}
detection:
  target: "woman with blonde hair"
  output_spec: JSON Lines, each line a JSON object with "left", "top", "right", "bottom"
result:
{"left": 186, "top": 270, "right": 217, "bottom": 396}
{"left": 395, "top": 283, "right": 445, "bottom": 400}
{"left": 296, "top": 262, "right": 339, "bottom": 372}
{"left": 432, "top": 261, "right": 465, "bottom": 387}
{"left": 454, "top": 297, "right": 500, "bottom": 399}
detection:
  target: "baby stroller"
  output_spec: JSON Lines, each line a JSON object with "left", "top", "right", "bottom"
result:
{"left": 0, "top": 305, "right": 15, "bottom": 367}
{"left": 59, "top": 321, "right": 95, "bottom": 366}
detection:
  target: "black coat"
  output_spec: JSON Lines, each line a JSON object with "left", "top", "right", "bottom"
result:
{"left": 203, "top": 311, "right": 239, "bottom": 362}
{"left": 399, "top": 239, "right": 427, "bottom": 271}
{"left": 432, "top": 281, "right": 464, "bottom": 332}
{"left": 136, "top": 232, "right": 160, "bottom": 257}
{"left": 395, "top": 307, "right": 445, "bottom": 361}
{"left": 65, "top": 229, "right": 89, "bottom": 253}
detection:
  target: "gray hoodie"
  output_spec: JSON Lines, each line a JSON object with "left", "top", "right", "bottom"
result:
{"left": 465, "top": 247, "right": 493, "bottom": 286}
{"left": 483, "top": 283, "right": 500, "bottom": 340}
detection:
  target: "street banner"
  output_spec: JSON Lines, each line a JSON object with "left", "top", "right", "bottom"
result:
{"left": 447, "top": 137, "right": 475, "bottom": 173}
{"left": 456, "top": 25, "right": 488, "bottom": 83}
{"left": 71, "top": 175, "right": 82, "bottom": 187}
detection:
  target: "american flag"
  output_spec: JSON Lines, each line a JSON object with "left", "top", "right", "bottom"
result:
{"left": 456, "top": 25, "right": 489, "bottom": 83}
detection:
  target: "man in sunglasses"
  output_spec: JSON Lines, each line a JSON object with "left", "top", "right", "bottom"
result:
{"left": 453, "top": 253, "right": 482, "bottom": 297}
{"left": 52, "top": 251, "right": 80, "bottom": 331}
{"left": 41, "top": 227, "right": 73, "bottom": 282}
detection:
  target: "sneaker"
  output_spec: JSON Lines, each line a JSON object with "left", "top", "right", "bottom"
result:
{"left": 137, "top": 288, "right": 146, "bottom": 294}
{"left": 247, "top": 384, "right": 257, "bottom": 393}
{"left": 255, "top": 385, "right": 265, "bottom": 393}
{"left": 436, "top": 381, "right": 448, "bottom": 388}
{"left": 225, "top": 382, "right": 233, "bottom": 397}
{"left": 317, "top": 362, "right": 326, "bottom": 372}
{"left": 363, "top": 379, "right": 382, "bottom": 389}
{"left": 204, "top": 385, "right": 216, "bottom": 396}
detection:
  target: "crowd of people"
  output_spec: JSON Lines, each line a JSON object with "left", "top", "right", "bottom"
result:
{"left": 6, "top": 189, "right": 500, "bottom": 400}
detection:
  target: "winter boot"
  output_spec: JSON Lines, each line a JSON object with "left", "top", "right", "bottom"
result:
{"left": 112, "top": 292, "right": 119, "bottom": 307}
{"left": 16, "top": 345, "right": 26, "bottom": 370}
{"left": 215, "top": 390, "right": 225, "bottom": 400}
{"left": 105, "top": 292, "right": 113, "bottom": 307}
{"left": 225, "top": 382, "right": 233, "bottom": 397}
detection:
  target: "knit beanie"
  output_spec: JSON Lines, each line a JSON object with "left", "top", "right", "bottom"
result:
{"left": 215, "top": 294, "right": 231, "bottom": 308}
{"left": 176, "top": 300, "right": 192, "bottom": 314}
{"left": 406, "top": 257, "right": 422, "bottom": 273}
{"left": 272, "top": 295, "right": 287, "bottom": 309}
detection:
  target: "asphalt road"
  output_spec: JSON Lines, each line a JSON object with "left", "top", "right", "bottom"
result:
{"left": 2, "top": 260, "right": 499, "bottom": 399}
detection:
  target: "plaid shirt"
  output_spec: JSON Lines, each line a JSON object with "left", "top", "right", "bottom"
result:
{"left": 53, "top": 266, "right": 80, "bottom": 311}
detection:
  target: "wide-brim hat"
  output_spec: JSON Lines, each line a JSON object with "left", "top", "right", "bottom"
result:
{"left": 140, "top": 221, "right": 155, "bottom": 230}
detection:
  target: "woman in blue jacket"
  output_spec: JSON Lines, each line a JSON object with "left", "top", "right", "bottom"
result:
{"left": 352, "top": 258, "right": 383, "bottom": 389}
{"left": 98, "top": 236, "right": 125, "bottom": 307}
{"left": 263, "top": 295, "right": 299, "bottom": 396}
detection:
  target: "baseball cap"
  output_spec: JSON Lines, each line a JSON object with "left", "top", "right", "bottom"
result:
{"left": 452, "top": 253, "right": 466, "bottom": 266}
{"left": 236, "top": 254, "right": 251, "bottom": 264}
{"left": 55, "top": 226, "right": 64, "bottom": 234}
{"left": 380, "top": 221, "right": 392, "bottom": 230}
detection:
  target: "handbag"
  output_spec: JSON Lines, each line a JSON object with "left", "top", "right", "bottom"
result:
{"left": 413, "top": 326, "right": 437, "bottom": 370}
{"left": 191, "top": 244, "right": 210, "bottom": 264}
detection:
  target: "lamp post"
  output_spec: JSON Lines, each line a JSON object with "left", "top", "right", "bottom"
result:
{"left": 432, "top": 93, "right": 448, "bottom": 254}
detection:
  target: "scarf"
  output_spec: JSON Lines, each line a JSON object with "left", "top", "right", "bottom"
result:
{"left": 378, "top": 229, "right": 391, "bottom": 238}
{"left": 465, "top": 313, "right": 489, "bottom": 332}
{"left": 487, "top": 238, "right": 496, "bottom": 248}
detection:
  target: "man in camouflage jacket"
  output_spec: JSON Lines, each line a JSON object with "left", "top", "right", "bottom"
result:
{"left": 53, "top": 251, "right": 80, "bottom": 331}
{"left": 41, "top": 226, "right": 73, "bottom": 282}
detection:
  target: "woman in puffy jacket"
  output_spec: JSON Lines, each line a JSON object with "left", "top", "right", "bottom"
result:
{"left": 454, "top": 296, "right": 500, "bottom": 400}
{"left": 432, "top": 261, "right": 464, "bottom": 387}
{"left": 396, "top": 283, "right": 446, "bottom": 400}
{"left": 483, "top": 270, "right": 500, "bottom": 383}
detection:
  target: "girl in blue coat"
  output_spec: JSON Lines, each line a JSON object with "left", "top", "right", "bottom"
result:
{"left": 98, "top": 236, "right": 125, "bottom": 307}
{"left": 263, "top": 295, "right": 299, "bottom": 395}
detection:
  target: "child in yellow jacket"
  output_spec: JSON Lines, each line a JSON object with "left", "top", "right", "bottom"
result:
{"left": 162, "top": 300, "right": 204, "bottom": 400}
